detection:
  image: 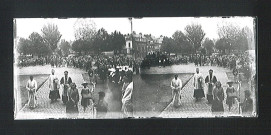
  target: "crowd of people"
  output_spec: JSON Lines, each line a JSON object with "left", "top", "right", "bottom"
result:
{"left": 171, "top": 68, "right": 254, "bottom": 116}
{"left": 18, "top": 56, "right": 48, "bottom": 67}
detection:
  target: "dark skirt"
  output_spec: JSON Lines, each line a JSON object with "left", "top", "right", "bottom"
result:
{"left": 211, "top": 99, "right": 224, "bottom": 112}
{"left": 207, "top": 94, "right": 213, "bottom": 103}
{"left": 66, "top": 101, "right": 79, "bottom": 114}
{"left": 226, "top": 97, "right": 235, "bottom": 106}
{"left": 81, "top": 98, "right": 90, "bottom": 107}
{"left": 193, "top": 89, "right": 205, "bottom": 99}
{"left": 62, "top": 95, "right": 68, "bottom": 104}
{"left": 49, "top": 90, "right": 60, "bottom": 100}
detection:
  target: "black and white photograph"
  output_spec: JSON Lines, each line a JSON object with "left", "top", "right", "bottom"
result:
{"left": 13, "top": 17, "right": 257, "bottom": 119}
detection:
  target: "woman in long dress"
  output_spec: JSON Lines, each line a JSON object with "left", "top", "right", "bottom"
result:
{"left": 66, "top": 83, "right": 79, "bottom": 117}
{"left": 193, "top": 68, "right": 205, "bottom": 101}
{"left": 49, "top": 78, "right": 60, "bottom": 102}
{"left": 226, "top": 81, "right": 236, "bottom": 111}
{"left": 81, "top": 81, "right": 93, "bottom": 112}
{"left": 26, "top": 76, "right": 38, "bottom": 109}
{"left": 211, "top": 81, "right": 225, "bottom": 115}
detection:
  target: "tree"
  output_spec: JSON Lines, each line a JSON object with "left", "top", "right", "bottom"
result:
{"left": 72, "top": 39, "right": 84, "bottom": 54}
{"left": 217, "top": 23, "right": 252, "bottom": 52}
{"left": 74, "top": 19, "right": 97, "bottom": 41}
{"left": 215, "top": 38, "right": 228, "bottom": 54}
{"left": 107, "top": 31, "right": 126, "bottom": 53}
{"left": 59, "top": 39, "right": 71, "bottom": 56}
{"left": 161, "top": 37, "right": 176, "bottom": 53}
{"left": 73, "top": 19, "right": 97, "bottom": 53}
{"left": 29, "top": 32, "right": 51, "bottom": 55}
{"left": 172, "top": 30, "right": 192, "bottom": 53}
{"left": 93, "top": 28, "right": 109, "bottom": 53}
{"left": 41, "top": 23, "right": 62, "bottom": 51}
{"left": 202, "top": 38, "right": 215, "bottom": 55}
{"left": 17, "top": 38, "right": 31, "bottom": 55}
{"left": 184, "top": 24, "right": 206, "bottom": 52}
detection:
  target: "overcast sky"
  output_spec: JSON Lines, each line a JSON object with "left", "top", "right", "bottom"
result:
{"left": 15, "top": 17, "right": 255, "bottom": 41}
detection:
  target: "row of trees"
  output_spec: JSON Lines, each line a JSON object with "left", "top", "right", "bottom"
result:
{"left": 17, "top": 19, "right": 126, "bottom": 56}
{"left": 161, "top": 23, "right": 253, "bottom": 55}
{"left": 17, "top": 23, "right": 62, "bottom": 56}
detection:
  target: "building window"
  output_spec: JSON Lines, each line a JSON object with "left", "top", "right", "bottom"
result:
{"left": 128, "top": 43, "right": 131, "bottom": 48}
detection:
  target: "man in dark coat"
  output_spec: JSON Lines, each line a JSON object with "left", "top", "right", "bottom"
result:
{"left": 60, "top": 71, "right": 73, "bottom": 104}
{"left": 205, "top": 69, "right": 217, "bottom": 104}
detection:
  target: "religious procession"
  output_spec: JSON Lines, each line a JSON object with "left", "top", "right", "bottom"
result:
{"left": 14, "top": 17, "right": 256, "bottom": 119}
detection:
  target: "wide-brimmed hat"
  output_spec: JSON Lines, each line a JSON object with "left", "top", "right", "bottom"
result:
{"left": 227, "top": 80, "right": 234, "bottom": 84}
{"left": 81, "top": 81, "right": 88, "bottom": 86}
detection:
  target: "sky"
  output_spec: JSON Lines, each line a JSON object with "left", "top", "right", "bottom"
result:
{"left": 15, "top": 17, "right": 255, "bottom": 41}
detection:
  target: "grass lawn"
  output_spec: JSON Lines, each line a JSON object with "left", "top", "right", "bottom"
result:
{"left": 133, "top": 73, "right": 194, "bottom": 117}
{"left": 15, "top": 74, "right": 49, "bottom": 110}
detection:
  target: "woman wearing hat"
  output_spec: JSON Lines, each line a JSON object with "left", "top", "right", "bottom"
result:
{"left": 226, "top": 80, "right": 237, "bottom": 111}
{"left": 211, "top": 81, "right": 225, "bottom": 115}
{"left": 81, "top": 81, "right": 93, "bottom": 112}
{"left": 66, "top": 83, "right": 79, "bottom": 117}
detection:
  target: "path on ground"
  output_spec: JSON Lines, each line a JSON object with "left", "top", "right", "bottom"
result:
{"left": 15, "top": 65, "right": 97, "bottom": 119}
{"left": 139, "top": 64, "right": 241, "bottom": 118}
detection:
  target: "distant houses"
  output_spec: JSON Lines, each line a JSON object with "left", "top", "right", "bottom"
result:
{"left": 125, "top": 32, "right": 163, "bottom": 58}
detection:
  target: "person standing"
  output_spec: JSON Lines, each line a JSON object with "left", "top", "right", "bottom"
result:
{"left": 211, "top": 81, "right": 225, "bottom": 115}
{"left": 49, "top": 78, "right": 61, "bottom": 102}
{"left": 233, "top": 68, "right": 239, "bottom": 83}
{"left": 26, "top": 76, "right": 38, "bottom": 109}
{"left": 48, "top": 69, "right": 58, "bottom": 103}
{"left": 193, "top": 68, "right": 205, "bottom": 102}
{"left": 66, "top": 83, "right": 79, "bottom": 117}
{"left": 171, "top": 74, "right": 182, "bottom": 108}
{"left": 81, "top": 81, "right": 93, "bottom": 112}
{"left": 205, "top": 69, "right": 217, "bottom": 104}
{"left": 226, "top": 81, "right": 237, "bottom": 111}
{"left": 60, "top": 71, "right": 72, "bottom": 104}
{"left": 121, "top": 79, "right": 133, "bottom": 117}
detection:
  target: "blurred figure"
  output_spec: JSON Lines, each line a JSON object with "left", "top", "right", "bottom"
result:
{"left": 240, "top": 90, "right": 253, "bottom": 116}
{"left": 171, "top": 74, "right": 182, "bottom": 108}
{"left": 95, "top": 92, "right": 108, "bottom": 118}
{"left": 121, "top": 78, "right": 133, "bottom": 117}
{"left": 26, "top": 76, "right": 37, "bottom": 109}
